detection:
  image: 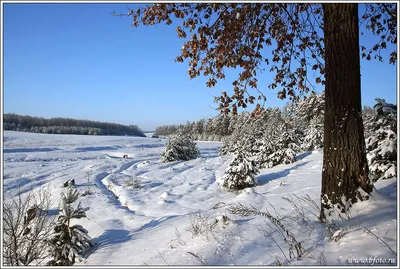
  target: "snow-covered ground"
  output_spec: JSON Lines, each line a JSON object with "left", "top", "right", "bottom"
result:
{"left": 3, "top": 131, "right": 397, "bottom": 266}
{"left": 143, "top": 132, "right": 155, "bottom": 138}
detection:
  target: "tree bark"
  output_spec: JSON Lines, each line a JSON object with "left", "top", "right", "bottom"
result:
{"left": 320, "top": 3, "right": 373, "bottom": 222}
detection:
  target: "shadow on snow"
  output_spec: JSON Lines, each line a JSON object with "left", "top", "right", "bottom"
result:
{"left": 131, "top": 215, "right": 180, "bottom": 240}
{"left": 74, "top": 146, "right": 122, "bottom": 152}
{"left": 4, "top": 147, "right": 61, "bottom": 153}
{"left": 92, "top": 229, "right": 132, "bottom": 250}
{"left": 295, "top": 151, "right": 313, "bottom": 161}
{"left": 257, "top": 161, "right": 310, "bottom": 186}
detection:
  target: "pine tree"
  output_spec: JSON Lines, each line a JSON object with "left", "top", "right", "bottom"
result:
{"left": 219, "top": 128, "right": 246, "bottom": 156}
{"left": 193, "top": 119, "right": 205, "bottom": 138}
{"left": 296, "top": 91, "right": 325, "bottom": 151}
{"left": 296, "top": 91, "right": 325, "bottom": 125}
{"left": 219, "top": 112, "right": 253, "bottom": 156}
{"left": 219, "top": 135, "right": 236, "bottom": 156}
{"left": 264, "top": 126, "right": 300, "bottom": 167}
{"left": 254, "top": 137, "right": 276, "bottom": 168}
{"left": 218, "top": 152, "right": 259, "bottom": 191}
{"left": 365, "top": 98, "right": 397, "bottom": 181}
{"left": 46, "top": 187, "right": 92, "bottom": 266}
{"left": 160, "top": 132, "right": 200, "bottom": 162}
{"left": 302, "top": 117, "right": 324, "bottom": 151}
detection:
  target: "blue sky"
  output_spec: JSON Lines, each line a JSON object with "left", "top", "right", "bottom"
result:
{"left": 3, "top": 3, "right": 397, "bottom": 131}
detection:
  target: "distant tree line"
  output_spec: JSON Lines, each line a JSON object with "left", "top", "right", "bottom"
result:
{"left": 155, "top": 93, "right": 397, "bottom": 181}
{"left": 155, "top": 115, "right": 231, "bottom": 141}
{"left": 3, "top": 114, "right": 146, "bottom": 137}
{"left": 155, "top": 92, "right": 324, "bottom": 143}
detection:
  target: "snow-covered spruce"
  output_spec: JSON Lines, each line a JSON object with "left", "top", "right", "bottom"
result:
{"left": 364, "top": 98, "right": 397, "bottom": 181}
{"left": 253, "top": 137, "right": 276, "bottom": 168}
{"left": 295, "top": 91, "right": 325, "bottom": 125}
{"left": 218, "top": 152, "right": 259, "bottom": 191}
{"left": 220, "top": 112, "right": 302, "bottom": 169}
{"left": 219, "top": 135, "right": 235, "bottom": 156}
{"left": 301, "top": 117, "right": 324, "bottom": 152}
{"left": 219, "top": 112, "right": 253, "bottom": 156}
{"left": 46, "top": 187, "right": 93, "bottom": 266}
{"left": 295, "top": 91, "right": 325, "bottom": 151}
{"left": 219, "top": 125, "right": 252, "bottom": 156}
{"left": 219, "top": 109, "right": 284, "bottom": 159}
{"left": 160, "top": 132, "right": 200, "bottom": 162}
{"left": 255, "top": 127, "right": 300, "bottom": 169}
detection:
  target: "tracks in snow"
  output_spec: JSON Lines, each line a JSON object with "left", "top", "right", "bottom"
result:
{"left": 97, "top": 154, "right": 228, "bottom": 219}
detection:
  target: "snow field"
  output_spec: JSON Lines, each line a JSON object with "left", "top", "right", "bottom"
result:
{"left": 3, "top": 131, "right": 397, "bottom": 266}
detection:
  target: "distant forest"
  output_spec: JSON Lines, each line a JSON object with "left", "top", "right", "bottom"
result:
{"left": 3, "top": 114, "right": 146, "bottom": 137}
{"left": 154, "top": 92, "right": 377, "bottom": 143}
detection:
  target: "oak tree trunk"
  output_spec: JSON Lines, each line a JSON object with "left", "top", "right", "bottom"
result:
{"left": 320, "top": 3, "right": 373, "bottom": 222}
